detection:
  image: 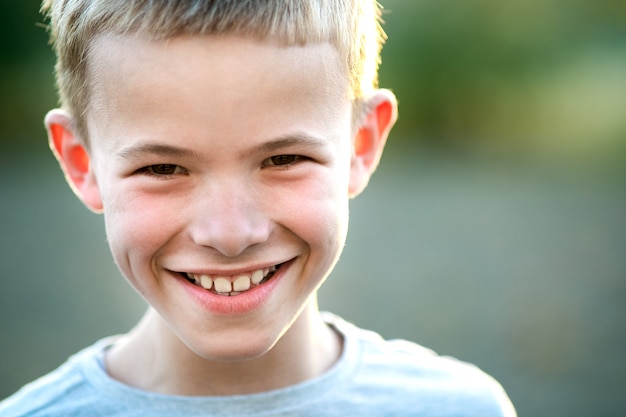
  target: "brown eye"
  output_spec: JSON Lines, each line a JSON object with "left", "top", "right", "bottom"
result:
{"left": 149, "top": 164, "right": 179, "bottom": 175}
{"left": 269, "top": 155, "right": 298, "bottom": 166}
{"left": 137, "top": 164, "right": 187, "bottom": 177}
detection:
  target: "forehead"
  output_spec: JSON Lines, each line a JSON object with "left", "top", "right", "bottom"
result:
{"left": 85, "top": 34, "right": 352, "bottom": 149}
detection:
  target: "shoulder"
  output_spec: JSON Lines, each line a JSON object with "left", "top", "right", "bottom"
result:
{"left": 325, "top": 313, "right": 517, "bottom": 417}
{"left": 0, "top": 338, "right": 116, "bottom": 417}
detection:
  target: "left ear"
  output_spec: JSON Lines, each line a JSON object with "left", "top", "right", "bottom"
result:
{"left": 349, "top": 89, "right": 398, "bottom": 198}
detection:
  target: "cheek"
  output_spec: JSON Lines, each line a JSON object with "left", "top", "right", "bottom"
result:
{"left": 292, "top": 190, "right": 350, "bottom": 291}
{"left": 276, "top": 170, "right": 351, "bottom": 260}
{"left": 101, "top": 188, "right": 185, "bottom": 278}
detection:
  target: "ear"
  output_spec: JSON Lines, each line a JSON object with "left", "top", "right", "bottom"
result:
{"left": 45, "top": 109, "right": 103, "bottom": 213}
{"left": 349, "top": 89, "right": 398, "bottom": 198}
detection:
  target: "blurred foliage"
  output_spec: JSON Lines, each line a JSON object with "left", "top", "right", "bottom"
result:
{"left": 380, "top": 0, "right": 626, "bottom": 163}
{"left": 0, "top": 1, "right": 56, "bottom": 150}
{"left": 2, "top": 0, "right": 626, "bottom": 164}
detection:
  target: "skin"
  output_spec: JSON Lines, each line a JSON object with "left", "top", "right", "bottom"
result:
{"left": 46, "top": 34, "right": 397, "bottom": 396}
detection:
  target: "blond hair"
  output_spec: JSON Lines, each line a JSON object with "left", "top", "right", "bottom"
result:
{"left": 41, "top": 0, "right": 387, "bottom": 141}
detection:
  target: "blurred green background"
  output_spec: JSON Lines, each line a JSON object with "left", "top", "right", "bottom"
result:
{"left": 1, "top": 1, "right": 625, "bottom": 416}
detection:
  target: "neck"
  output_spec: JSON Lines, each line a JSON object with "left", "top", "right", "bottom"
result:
{"left": 105, "top": 300, "right": 342, "bottom": 396}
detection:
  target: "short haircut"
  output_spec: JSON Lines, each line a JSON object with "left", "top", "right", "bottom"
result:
{"left": 41, "top": 0, "right": 388, "bottom": 143}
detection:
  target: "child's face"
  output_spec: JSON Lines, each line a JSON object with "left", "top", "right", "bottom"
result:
{"left": 47, "top": 34, "right": 395, "bottom": 361}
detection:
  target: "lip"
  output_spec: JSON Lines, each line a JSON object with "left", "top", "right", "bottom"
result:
{"left": 175, "top": 259, "right": 294, "bottom": 315}
{"left": 183, "top": 261, "right": 282, "bottom": 278}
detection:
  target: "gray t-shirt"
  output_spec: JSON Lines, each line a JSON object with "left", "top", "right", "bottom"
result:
{"left": 0, "top": 313, "right": 516, "bottom": 416}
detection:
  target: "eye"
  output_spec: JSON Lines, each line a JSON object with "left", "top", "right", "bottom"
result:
{"left": 137, "top": 164, "right": 188, "bottom": 177}
{"left": 262, "top": 155, "right": 303, "bottom": 167}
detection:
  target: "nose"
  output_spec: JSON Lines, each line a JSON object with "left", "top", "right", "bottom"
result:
{"left": 189, "top": 179, "right": 271, "bottom": 257}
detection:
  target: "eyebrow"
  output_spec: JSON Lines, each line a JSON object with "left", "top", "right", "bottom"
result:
{"left": 116, "top": 143, "right": 201, "bottom": 161}
{"left": 247, "top": 134, "right": 328, "bottom": 156}
{"left": 116, "top": 134, "right": 328, "bottom": 161}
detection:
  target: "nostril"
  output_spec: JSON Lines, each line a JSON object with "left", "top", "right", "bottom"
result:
{"left": 188, "top": 212, "right": 271, "bottom": 256}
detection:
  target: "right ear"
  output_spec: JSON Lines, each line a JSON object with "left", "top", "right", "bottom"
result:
{"left": 45, "top": 109, "right": 103, "bottom": 213}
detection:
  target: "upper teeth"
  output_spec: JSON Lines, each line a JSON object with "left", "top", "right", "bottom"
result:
{"left": 187, "top": 265, "right": 277, "bottom": 295}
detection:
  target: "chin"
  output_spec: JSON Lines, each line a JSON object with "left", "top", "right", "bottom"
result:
{"left": 185, "top": 329, "right": 281, "bottom": 363}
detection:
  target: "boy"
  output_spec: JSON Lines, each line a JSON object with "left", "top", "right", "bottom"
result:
{"left": 1, "top": 0, "right": 516, "bottom": 415}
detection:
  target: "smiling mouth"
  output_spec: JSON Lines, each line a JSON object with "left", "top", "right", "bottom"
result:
{"left": 182, "top": 264, "right": 282, "bottom": 296}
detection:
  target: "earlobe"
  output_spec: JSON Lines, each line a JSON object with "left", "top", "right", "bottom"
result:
{"left": 349, "top": 89, "right": 398, "bottom": 198}
{"left": 46, "top": 110, "right": 103, "bottom": 213}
